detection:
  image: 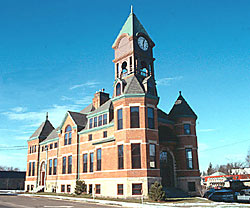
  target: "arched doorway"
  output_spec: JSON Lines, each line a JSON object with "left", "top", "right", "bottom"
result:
{"left": 39, "top": 161, "right": 45, "bottom": 186}
{"left": 160, "top": 150, "right": 175, "bottom": 187}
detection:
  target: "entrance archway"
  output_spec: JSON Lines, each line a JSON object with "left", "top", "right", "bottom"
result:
{"left": 160, "top": 150, "right": 175, "bottom": 187}
{"left": 39, "top": 161, "right": 45, "bottom": 186}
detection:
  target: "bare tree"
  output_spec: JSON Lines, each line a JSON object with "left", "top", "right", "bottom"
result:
{"left": 207, "top": 162, "right": 216, "bottom": 175}
{"left": 245, "top": 148, "right": 250, "bottom": 167}
{"left": 0, "top": 166, "right": 20, "bottom": 171}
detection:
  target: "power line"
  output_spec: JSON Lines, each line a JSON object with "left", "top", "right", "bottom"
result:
{"left": 0, "top": 145, "right": 27, "bottom": 149}
{"left": 0, "top": 148, "right": 27, "bottom": 151}
{"left": 199, "top": 138, "right": 250, "bottom": 153}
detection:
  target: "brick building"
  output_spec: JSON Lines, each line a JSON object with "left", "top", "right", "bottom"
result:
{"left": 25, "top": 9, "right": 200, "bottom": 197}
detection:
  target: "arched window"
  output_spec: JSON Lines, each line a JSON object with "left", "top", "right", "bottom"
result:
{"left": 64, "top": 125, "right": 72, "bottom": 145}
{"left": 121, "top": 61, "right": 128, "bottom": 77}
{"left": 116, "top": 83, "right": 121, "bottom": 96}
{"left": 140, "top": 61, "right": 147, "bottom": 76}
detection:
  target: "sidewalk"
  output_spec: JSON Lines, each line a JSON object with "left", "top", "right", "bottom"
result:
{"left": 20, "top": 194, "right": 250, "bottom": 207}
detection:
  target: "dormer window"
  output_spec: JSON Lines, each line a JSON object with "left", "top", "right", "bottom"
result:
{"left": 64, "top": 125, "right": 72, "bottom": 145}
{"left": 89, "top": 118, "right": 93, "bottom": 129}
{"left": 116, "top": 83, "right": 121, "bottom": 96}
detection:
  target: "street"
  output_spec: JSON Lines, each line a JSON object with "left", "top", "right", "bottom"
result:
{"left": 0, "top": 195, "right": 119, "bottom": 208}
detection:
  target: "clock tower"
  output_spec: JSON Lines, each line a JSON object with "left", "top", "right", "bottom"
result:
{"left": 112, "top": 7, "right": 157, "bottom": 97}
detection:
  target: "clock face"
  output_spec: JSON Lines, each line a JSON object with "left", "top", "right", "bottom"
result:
{"left": 138, "top": 36, "right": 148, "bottom": 51}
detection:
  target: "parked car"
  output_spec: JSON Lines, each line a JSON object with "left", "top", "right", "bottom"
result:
{"left": 208, "top": 189, "right": 235, "bottom": 202}
{"left": 203, "top": 188, "right": 215, "bottom": 198}
{"left": 237, "top": 189, "right": 250, "bottom": 203}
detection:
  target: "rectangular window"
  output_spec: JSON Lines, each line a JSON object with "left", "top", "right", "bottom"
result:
{"left": 132, "top": 144, "right": 141, "bottom": 169}
{"left": 34, "top": 145, "right": 36, "bottom": 152}
{"left": 90, "top": 153, "right": 93, "bottom": 172}
{"left": 61, "top": 185, "right": 65, "bottom": 192}
{"left": 68, "top": 155, "right": 72, "bottom": 174}
{"left": 184, "top": 124, "right": 191, "bottom": 135}
{"left": 98, "top": 115, "right": 102, "bottom": 126}
{"left": 31, "top": 185, "right": 34, "bottom": 191}
{"left": 67, "top": 185, "right": 71, "bottom": 193}
{"left": 116, "top": 63, "right": 119, "bottom": 77}
{"left": 50, "top": 143, "right": 53, "bottom": 149}
{"left": 64, "top": 134, "right": 68, "bottom": 145}
{"left": 49, "top": 159, "right": 52, "bottom": 175}
{"left": 94, "top": 117, "right": 97, "bottom": 127}
{"left": 130, "top": 107, "right": 140, "bottom": 128}
{"left": 188, "top": 182, "right": 196, "bottom": 192}
{"left": 149, "top": 144, "right": 156, "bottom": 169}
{"left": 117, "top": 109, "right": 123, "bottom": 130}
{"left": 95, "top": 184, "right": 101, "bottom": 194}
{"left": 118, "top": 145, "right": 124, "bottom": 169}
{"left": 88, "top": 134, "right": 92, "bottom": 141}
{"left": 89, "top": 118, "right": 93, "bottom": 129}
{"left": 89, "top": 184, "right": 92, "bottom": 194}
{"left": 68, "top": 132, "right": 72, "bottom": 145}
{"left": 28, "top": 162, "right": 31, "bottom": 176}
{"left": 103, "top": 131, "right": 107, "bottom": 138}
{"left": 32, "top": 162, "right": 35, "bottom": 176}
{"left": 27, "top": 185, "right": 30, "bottom": 191}
{"left": 62, "top": 157, "right": 66, "bottom": 174}
{"left": 132, "top": 183, "right": 142, "bottom": 195}
{"left": 97, "top": 149, "right": 101, "bottom": 171}
{"left": 42, "top": 146, "right": 44, "bottom": 152}
{"left": 117, "top": 184, "right": 123, "bottom": 195}
{"left": 130, "top": 56, "right": 132, "bottom": 70}
{"left": 30, "top": 146, "right": 32, "bottom": 153}
{"left": 186, "top": 148, "right": 193, "bottom": 169}
{"left": 83, "top": 154, "right": 88, "bottom": 173}
{"left": 54, "top": 142, "right": 58, "bottom": 148}
{"left": 148, "top": 107, "right": 155, "bottom": 129}
{"left": 53, "top": 158, "right": 57, "bottom": 175}
{"left": 103, "top": 114, "right": 107, "bottom": 125}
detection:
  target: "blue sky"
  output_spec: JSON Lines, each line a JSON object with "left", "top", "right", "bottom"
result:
{"left": 0, "top": 0, "right": 249, "bottom": 172}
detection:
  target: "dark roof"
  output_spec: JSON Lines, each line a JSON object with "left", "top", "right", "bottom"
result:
{"left": 113, "top": 10, "right": 151, "bottom": 47}
{"left": 80, "top": 103, "right": 94, "bottom": 114}
{"left": 30, "top": 120, "right": 54, "bottom": 140}
{"left": 88, "top": 99, "right": 112, "bottom": 116}
{"left": 0, "top": 171, "right": 26, "bottom": 179}
{"left": 68, "top": 111, "right": 88, "bottom": 130}
{"left": 42, "top": 127, "right": 59, "bottom": 143}
{"left": 169, "top": 92, "right": 197, "bottom": 119}
{"left": 124, "top": 75, "right": 145, "bottom": 94}
{"left": 157, "top": 109, "right": 169, "bottom": 120}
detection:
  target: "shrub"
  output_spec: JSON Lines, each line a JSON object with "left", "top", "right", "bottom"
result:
{"left": 75, "top": 180, "right": 87, "bottom": 195}
{"left": 149, "top": 181, "right": 166, "bottom": 201}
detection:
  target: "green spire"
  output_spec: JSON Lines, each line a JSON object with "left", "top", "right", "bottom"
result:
{"left": 112, "top": 8, "right": 150, "bottom": 47}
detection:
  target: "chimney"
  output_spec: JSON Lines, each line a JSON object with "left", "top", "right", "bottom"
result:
{"left": 92, "top": 89, "right": 110, "bottom": 109}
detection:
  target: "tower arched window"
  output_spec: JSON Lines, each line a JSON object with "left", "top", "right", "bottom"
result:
{"left": 116, "top": 83, "right": 121, "bottom": 96}
{"left": 64, "top": 125, "right": 72, "bottom": 145}
{"left": 121, "top": 61, "right": 128, "bottom": 77}
{"left": 140, "top": 61, "right": 147, "bottom": 77}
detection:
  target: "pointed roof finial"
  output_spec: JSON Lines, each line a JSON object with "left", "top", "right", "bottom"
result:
{"left": 131, "top": 5, "right": 133, "bottom": 14}
{"left": 46, "top": 112, "right": 48, "bottom": 121}
{"left": 179, "top": 91, "right": 182, "bottom": 95}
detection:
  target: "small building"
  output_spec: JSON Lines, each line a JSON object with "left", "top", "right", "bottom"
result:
{"left": 202, "top": 171, "right": 250, "bottom": 190}
{"left": 0, "top": 171, "right": 26, "bottom": 190}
